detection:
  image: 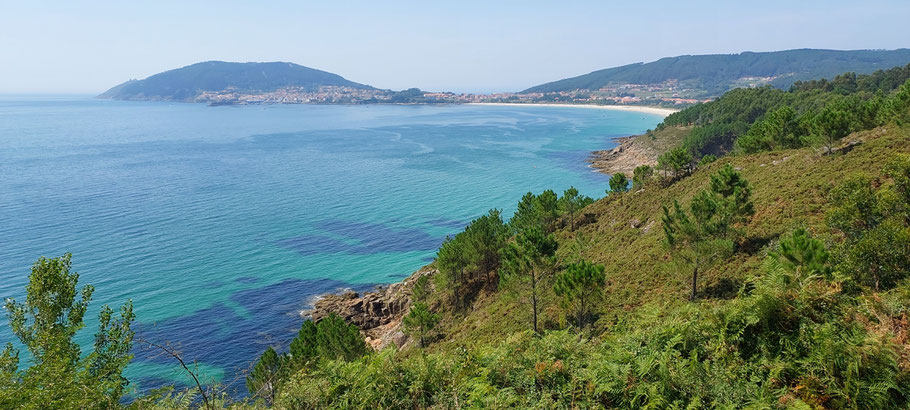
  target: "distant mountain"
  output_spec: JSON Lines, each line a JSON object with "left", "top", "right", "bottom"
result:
{"left": 99, "top": 61, "right": 373, "bottom": 101}
{"left": 522, "top": 49, "right": 910, "bottom": 96}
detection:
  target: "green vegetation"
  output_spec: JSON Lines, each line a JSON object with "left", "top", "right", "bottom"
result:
{"left": 523, "top": 48, "right": 910, "bottom": 96}
{"left": 499, "top": 227, "right": 558, "bottom": 333}
{"left": 607, "top": 172, "right": 629, "bottom": 195}
{"left": 557, "top": 186, "right": 593, "bottom": 231}
{"left": 7, "top": 66, "right": 910, "bottom": 408}
{"left": 1, "top": 254, "right": 135, "bottom": 408}
{"left": 657, "top": 146, "right": 693, "bottom": 180}
{"left": 657, "top": 62, "right": 910, "bottom": 157}
{"left": 552, "top": 260, "right": 605, "bottom": 329}
{"left": 631, "top": 164, "right": 653, "bottom": 190}
{"left": 402, "top": 303, "right": 439, "bottom": 347}
{"left": 827, "top": 156, "right": 910, "bottom": 291}
{"left": 246, "top": 313, "right": 369, "bottom": 404}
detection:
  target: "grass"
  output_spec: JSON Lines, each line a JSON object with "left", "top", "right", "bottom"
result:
{"left": 424, "top": 124, "right": 910, "bottom": 348}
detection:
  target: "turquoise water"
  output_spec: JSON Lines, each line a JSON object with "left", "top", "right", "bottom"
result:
{"left": 0, "top": 96, "right": 662, "bottom": 393}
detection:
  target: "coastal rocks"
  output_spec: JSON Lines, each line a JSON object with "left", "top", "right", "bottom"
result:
{"left": 589, "top": 135, "right": 658, "bottom": 175}
{"left": 303, "top": 267, "right": 436, "bottom": 350}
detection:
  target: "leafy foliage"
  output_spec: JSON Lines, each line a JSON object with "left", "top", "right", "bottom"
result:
{"left": 1, "top": 254, "right": 135, "bottom": 408}
{"left": 246, "top": 346, "right": 282, "bottom": 403}
{"left": 274, "top": 230, "right": 909, "bottom": 408}
{"left": 827, "top": 157, "right": 910, "bottom": 291}
{"left": 510, "top": 190, "right": 560, "bottom": 234}
{"left": 247, "top": 313, "right": 369, "bottom": 402}
{"left": 436, "top": 209, "right": 509, "bottom": 307}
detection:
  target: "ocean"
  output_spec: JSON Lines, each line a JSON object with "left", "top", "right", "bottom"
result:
{"left": 0, "top": 96, "right": 663, "bottom": 394}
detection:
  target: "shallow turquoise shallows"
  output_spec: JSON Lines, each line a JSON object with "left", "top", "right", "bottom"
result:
{"left": 0, "top": 96, "right": 663, "bottom": 394}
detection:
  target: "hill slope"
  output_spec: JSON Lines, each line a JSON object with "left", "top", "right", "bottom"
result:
{"left": 523, "top": 48, "right": 910, "bottom": 96}
{"left": 272, "top": 124, "right": 910, "bottom": 408}
{"left": 98, "top": 61, "right": 373, "bottom": 101}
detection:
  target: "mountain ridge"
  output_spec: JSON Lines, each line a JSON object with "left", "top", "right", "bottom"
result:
{"left": 522, "top": 48, "right": 910, "bottom": 96}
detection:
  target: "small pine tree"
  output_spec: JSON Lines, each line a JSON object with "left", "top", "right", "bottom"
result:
{"left": 402, "top": 302, "right": 439, "bottom": 347}
{"left": 553, "top": 260, "right": 606, "bottom": 328}
{"left": 412, "top": 275, "right": 431, "bottom": 303}
{"left": 770, "top": 228, "right": 831, "bottom": 278}
{"left": 558, "top": 186, "right": 593, "bottom": 231}
{"left": 709, "top": 164, "right": 754, "bottom": 241}
{"left": 500, "top": 227, "right": 558, "bottom": 333}
{"left": 247, "top": 346, "right": 284, "bottom": 403}
{"left": 314, "top": 314, "right": 370, "bottom": 362}
{"left": 662, "top": 191, "right": 733, "bottom": 301}
{"left": 608, "top": 173, "right": 630, "bottom": 195}
{"left": 632, "top": 165, "right": 653, "bottom": 190}
{"left": 657, "top": 147, "right": 693, "bottom": 180}
{"left": 288, "top": 320, "right": 318, "bottom": 367}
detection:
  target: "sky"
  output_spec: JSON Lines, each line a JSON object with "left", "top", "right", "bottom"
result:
{"left": 1, "top": 0, "right": 909, "bottom": 94}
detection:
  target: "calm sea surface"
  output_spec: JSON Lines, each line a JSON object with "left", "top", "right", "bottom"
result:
{"left": 0, "top": 96, "right": 662, "bottom": 394}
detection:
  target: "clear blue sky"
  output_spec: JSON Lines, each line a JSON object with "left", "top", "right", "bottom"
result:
{"left": 2, "top": 0, "right": 909, "bottom": 94}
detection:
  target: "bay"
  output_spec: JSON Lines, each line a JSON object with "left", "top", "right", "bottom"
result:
{"left": 0, "top": 96, "right": 662, "bottom": 394}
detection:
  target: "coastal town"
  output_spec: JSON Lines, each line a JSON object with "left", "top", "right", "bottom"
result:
{"left": 192, "top": 83, "right": 713, "bottom": 107}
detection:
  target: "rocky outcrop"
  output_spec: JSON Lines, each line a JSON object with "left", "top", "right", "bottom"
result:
{"left": 302, "top": 267, "right": 435, "bottom": 350}
{"left": 589, "top": 136, "right": 657, "bottom": 175}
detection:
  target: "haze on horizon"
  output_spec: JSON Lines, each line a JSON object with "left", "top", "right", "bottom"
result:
{"left": 2, "top": 0, "right": 909, "bottom": 94}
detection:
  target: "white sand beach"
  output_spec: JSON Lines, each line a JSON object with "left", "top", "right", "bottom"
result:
{"left": 467, "top": 102, "right": 679, "bottom": 117}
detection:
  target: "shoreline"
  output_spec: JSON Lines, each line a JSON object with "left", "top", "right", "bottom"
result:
{"left": 466, "top": 102, "right": 678, "bottom": 117}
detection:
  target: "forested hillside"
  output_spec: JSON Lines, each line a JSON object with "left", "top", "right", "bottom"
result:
{"left": 647, "top": 62, "right": 910, "bottom": 159}
{"left": 523, "top": 48, "right": 910, "bottom": 96}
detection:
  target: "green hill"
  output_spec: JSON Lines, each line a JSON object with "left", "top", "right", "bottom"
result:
{"left": 523, "top": 48, "right": 910, "bottom": 96}
{"left": 98, "top": 61, "right": 373, "bottom": 101}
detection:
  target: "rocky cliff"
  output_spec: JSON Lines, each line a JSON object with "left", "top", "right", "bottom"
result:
{"left": 303, "top": 266, "right": 435, "bottom": 350}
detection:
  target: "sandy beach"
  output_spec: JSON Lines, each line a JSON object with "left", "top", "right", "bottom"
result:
{"left": 467, "top": 102, "right": 678, "bottom": 117}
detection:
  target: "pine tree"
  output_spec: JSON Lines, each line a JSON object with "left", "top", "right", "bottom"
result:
{"left": 558, "top": 186, "right": 592, "bottom": 231}
{"left": 608, "top": 173, "right": 630, "bottom": 195}
{"left": 709, "top": 164, "right": 754, "bottom": 240}
{"left": 500, "top": 227, "right": 558, "bottom": 333}
{"left": 402, "top": 302, "right": 439, "bottom": 347}
{"left": 662, "top": 191, "right": 733, "bottom": 300}
{"left": 553, "top": 260, "right": 606, "bottom": 328}
{"left": 632, "top": 165, "right": 653, "bottom": 190}
{"left": 288, "top": 320, "right": 318, "bottom": 367}
{"left": 247, "top": 347, "right": 284, "bottom": 403}
{"left": 770, "top": 228, "right": 831, "bottom": 277}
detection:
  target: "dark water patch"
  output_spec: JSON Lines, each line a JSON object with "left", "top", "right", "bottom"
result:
{"left": 278, "top": 220, "right": 445, "bottom": 256}
{"left": 132, "top": 278, "right": 375, "bottom": 398}
{"left": 421, "top": 256, "right": 436, "bottom": 263}
{"left": 425, "top": 217, "right": 470, "bottom": 230}
{"left": 277, "top": 235, "right": 357, "bottom": 256}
